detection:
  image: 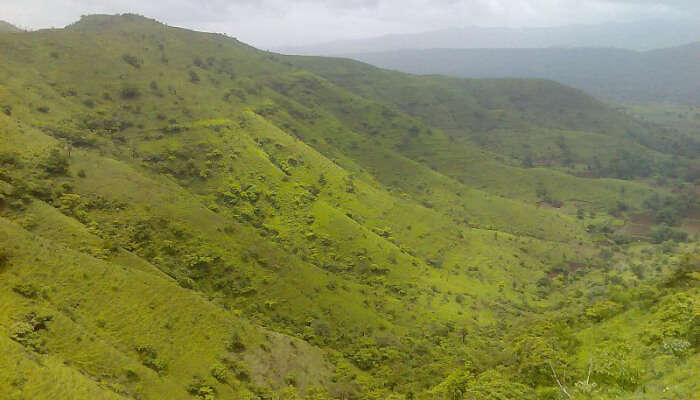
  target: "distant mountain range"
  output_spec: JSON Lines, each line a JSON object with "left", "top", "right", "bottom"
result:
{"left": 280, "top": 19, "right": 700, "bottom": 55}
{"left": 336, "top": 43, "right": 700, "bottom": 105}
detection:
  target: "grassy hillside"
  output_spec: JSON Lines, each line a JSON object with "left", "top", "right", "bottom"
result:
{"left": 340, "top": 44, "right": 700, "bottom": 106}
{"left": 288, "top": 56, "right": 697, "bottom": 185}
{"left": 0, "top": 14, "right": 697, "bottom": 400}
{"left": 0, "top": 20, "right": 20, "bottom": 32}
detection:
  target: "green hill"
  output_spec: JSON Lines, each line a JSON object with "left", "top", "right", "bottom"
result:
{"left": 0, "top": 20, "right": 20, "bottom": 32}
{"left": 0, "top": 14, "right": 697, "bottom": 400}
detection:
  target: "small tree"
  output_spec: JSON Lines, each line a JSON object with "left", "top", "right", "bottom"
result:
{"left": 119, "top": 85, "right": 141, "bottom": 100}
{"left": 189, "top": 70, "right": 200, "bottom": 83}
{"left": 0, "top": 248, "right": 9, "bottom": 269}
{"left": 42, "top": 148, "right": 69, "bottom": 175}
{"left": 122, "top": 53, "right": 142, "bottom": 69}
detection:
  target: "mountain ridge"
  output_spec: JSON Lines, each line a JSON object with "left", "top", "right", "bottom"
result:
{"left": 279, "top": 19, "right": 700, "bottom": 55}
{"left": 334, "top": 42, "right": 700, "bottom": 105}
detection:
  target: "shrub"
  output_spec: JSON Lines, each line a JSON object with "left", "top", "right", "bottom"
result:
{"left": 592, "top": 345, "right": 642, "bottom": 390}
{"left": 585, "top": 300, "right": 623, "bottom": 322}
{"left": 226, "top": 331, "right": 246, "bottom": 352}
{"left": 2, "top": 105, "right": 11, "bottom": 116}
{"left": 192, "top": 56, "right": 204, "bottom": 68}
{"left": 41, "top": 148, "right": 69, "bottom": 175}
{"left": 122, "top": 53, "right": 142, "bottom": 68}
{"left": 662, "top": 338, "right": 691, "bottom": 357}
{"left": 12, "top": 283, "right": 38, "bottom": 298}
{"left": 612, "top": 232, "right": 632, "bottom": 245}
{"left": 221, "top": 356, "right": 251, "bottom": 382}
{"left": 649, "top": 225, "right": 688, "bottom": 244}
{"left": 0, "top": 248, "right": 8, "bottom": 268}
{"left": 210, "top": 363, "right": 227, "bottom": 383}
{"left": 135, "top": 344, "right": 168, "bottom": 374}
{"left": 189, "top": 70, "right": 200, "bottom": 83}
{"left": 119, "top": 85, "right": 141, "bottom": 100}
{"left": 10, "top": 312, "right": 53, "bottom": 353}
{"left": 187, "top": 376, "right": 216, "bottom": 400}
{"left": 36, "top": 106, "right": 50, "bottom": 113}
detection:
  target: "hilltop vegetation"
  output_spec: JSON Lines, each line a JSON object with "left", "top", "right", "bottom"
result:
{"left": 0, "top": 14, "right": 698, "bottom": 400}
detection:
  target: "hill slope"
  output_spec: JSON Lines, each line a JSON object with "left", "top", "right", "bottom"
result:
{"left": 0, "top": 20, "right": 20, "bottom": 32}
{"left": 0, "top": 14, "right": 697, "bottom": 400}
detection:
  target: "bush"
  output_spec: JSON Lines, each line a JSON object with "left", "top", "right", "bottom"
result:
{"left": 210, "top": 363, "right": 228, "bottom": 383}
{"left": 189, "top": 70, "right": 200, "bottom": 83}
{"left": 226, "top": 331, "right": 246, "bottom": 352}
{"left": 649, "top": 225, "right": 688, "bottom": 244}
{"left": 662, "top": 338, "right": 691, "bottom": 357}
{"left": 135, "top": 344, "right": 168, "bottom": 374}
{"left": 592, "top": 345, "right": 642, "bottom": 390}
{"left": 0, "top": 248, "right": 8, "bottom": 268}
{"left": 10, "top": 312, "right": 53, "bottom": 353}
{"left": 13, "top": 283, "right": 38, "bottom": 298}
{"left": 41, "top": 148, "right": 69, "bottom": 175}
{"left": 120, "top": 85, "right": 141, "bottom": 100}
{"left": 221, "top": 356, "right": 251, "bottom": 382}
{"left": 192, "top": 56, "right": 205, "bottom": 68}
{"left": 585, "top": 300, "right": 623, "bottom": 322}
{"left": 187, "top": 376, "right": 216, "bottom": 400}
{"left": 122, "top": 53, "right": 142, "bottom": 69}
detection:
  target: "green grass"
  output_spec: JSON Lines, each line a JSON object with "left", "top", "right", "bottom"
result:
{"left": 0, "top": 13, "right": 697, "bottom": 400}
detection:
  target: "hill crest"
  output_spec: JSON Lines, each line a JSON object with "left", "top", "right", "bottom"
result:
{"left": 65, "top": 13, "right": 164, "bottom": 30}
{"left": 0, "top": 20, "right": 20, "bottom": 32}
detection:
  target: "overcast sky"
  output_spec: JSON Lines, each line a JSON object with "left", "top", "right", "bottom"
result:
{"left": 1, "top": 0, "right": 699, "bottom": 48}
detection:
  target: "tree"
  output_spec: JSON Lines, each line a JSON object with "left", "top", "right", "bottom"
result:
{"left": 42, "top": 148, "right": 69, "bottom": 175}
{"left": 189, "top": 70, "right": 200, "bottom": 83}
{"left": 121, "top": 53, "right": 142, "bottom": 68}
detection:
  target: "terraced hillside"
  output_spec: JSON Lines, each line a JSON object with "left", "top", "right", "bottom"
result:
{"left": 0, "top": 14, "right": 697, "bottom": 400}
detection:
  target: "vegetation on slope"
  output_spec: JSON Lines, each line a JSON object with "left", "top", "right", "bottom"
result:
{"left": 0, "top": 13, "right": 697, "bottom": 400}
{"left": 0, "top": 20, "right": 21, "bottom": 32}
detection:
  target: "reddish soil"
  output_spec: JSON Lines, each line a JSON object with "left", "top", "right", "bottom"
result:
{"left": 619, "top": 213, "right": 655, "bottom": 236}
{"left": 680, "top": 208, "right": 700, "bottom": 235}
